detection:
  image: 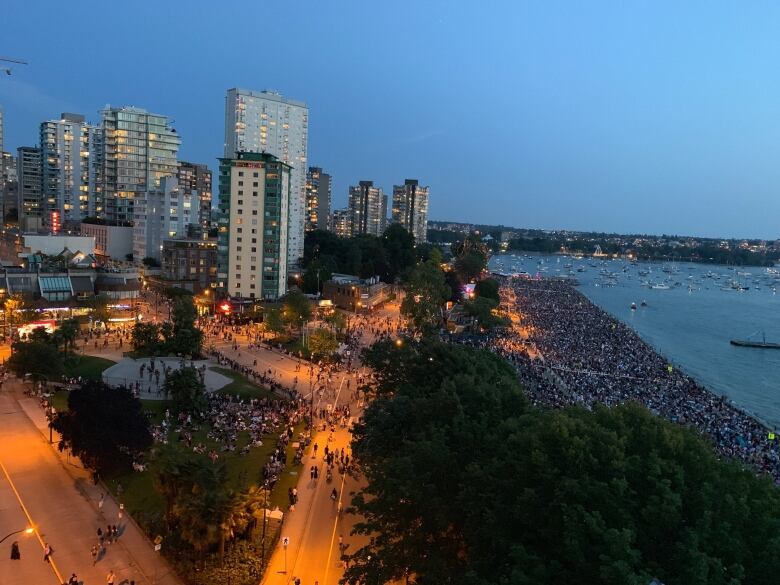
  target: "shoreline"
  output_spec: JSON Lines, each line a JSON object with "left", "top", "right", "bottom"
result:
{"left": 490, "top": 276, "right": 780, "bottom": 482}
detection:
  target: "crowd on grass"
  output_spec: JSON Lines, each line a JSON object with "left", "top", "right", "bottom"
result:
{"left": 469, "top": 277, "right": 780, "bottom": 482}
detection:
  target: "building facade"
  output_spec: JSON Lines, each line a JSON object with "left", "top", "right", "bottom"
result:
{"left": 218, "top": 152, "right": 290, "bottom": 299}
{"left": 348, "top": 180, "right": 387, "bottom": 236}
{"left": 0, "top": 151, "right": 16, "bottom": 222}
{"left": 161, "top": 238, "right": 218, "bottom": 293}
{"left": 305, "top": 166, "right": 331, "bottom": 231}
{"left": 80, "top": 221, "right": 133, "bottom": 260}
{"left": 133, "top": 176, "right": 197, "bottom": 262}
{"left": 40, "top": 113, "right": 103, "bottom": 225}
{"left": 101, "top": 106, "right": 180, "bottom": 224}
{"left": 330, "top": 209, "right": 351, "bottom": 238}
{"left": 392, "top": 179, "right": 430, "bottom": 244}
{"left": 322, "top": 273, "right": 389, "bottom": 312}
{"left": 17, "top": 146, "right": 43, "bottom": 232}
{"left": 224, "top": 88, "right": 308, "bottom": 269}
{"left": 177, "top": 161, "right": 212, "bottom": 237}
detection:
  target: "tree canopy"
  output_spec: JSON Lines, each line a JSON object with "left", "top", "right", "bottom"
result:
{"left": 308, "top": 328, "right": 338, "bottom": 359}
{"left": 165, "top": 366, "right": 208, "bottom": 417}
{"left": 130, "top": 296, "right": 203, "bottom": 357}
{"left": 346, "top": 340, "right": 780, "bottom": 585}
{"left": 52, "top": 380, "right": 152, "bottom": 473}
{"left": 281, "top": 290, "right": 312, "bottom": 325}
{"left": 474, "top": 278, "right": 500, "bottom": 302}
{"left": 7, "top": 329, "right": 64, "bottom": 379}
{"left": 302, "top": 226, "right": 418, "bottom": 284}
{"left": 400, "top": 261, "right": 450, "bottom": 337}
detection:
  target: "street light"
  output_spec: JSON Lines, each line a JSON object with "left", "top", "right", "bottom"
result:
{"left": 0, "top": 527, "right": 33, "bottom": 544}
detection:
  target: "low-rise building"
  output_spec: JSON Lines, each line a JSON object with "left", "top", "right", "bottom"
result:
{"left": 79, "top": 221, "right": 133, "bottom": 260}
{"left": 160, "top": 238, "right": 218, "bottom": 293}
{"left": 321, "top": 273, "right": 389, "bottom": 312}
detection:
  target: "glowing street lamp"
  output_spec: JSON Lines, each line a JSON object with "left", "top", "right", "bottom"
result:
{"left": 0, "top": 527, "right": 33, "bottom": 544}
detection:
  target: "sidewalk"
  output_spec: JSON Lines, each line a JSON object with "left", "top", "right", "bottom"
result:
{"left": 12, "top": 381, "right": 183, "bottom": 585}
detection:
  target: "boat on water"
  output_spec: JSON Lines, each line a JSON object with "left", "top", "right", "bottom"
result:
{"left": 730, "top": 339, "right": 780, "bottom": 349}
{"left": 630, "top": 302, "right": 637, "bottom": 310}
{"left": 640, "top": 300, "right": 647, "bottom": 307}
{"left": 650, "top": 283, "right": 670, "bottom": 290}
{"left": 730, "top": 331, "right": 780, "bottom": 349}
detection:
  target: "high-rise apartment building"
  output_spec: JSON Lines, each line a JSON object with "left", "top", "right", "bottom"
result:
{"left": 331, "top": 209, "right": 351, "bottom": 238}
{"left": 224, "top": 88, "right": 308, "bottom": 269}
{"left": 101, "top": 107, "right": 180, "bottom": 224}
{"left": 133, "top": 176, "right": 198, "bottom": 262}
{"left": 177, "top": 161, "right": 212, "bottom": 236}
{"left": 0, "top": 105, "right": 4, "bottom": 153}
{"left": 40, "top": 113, "right": 103, "bottom": 224}
{"left": 217, "top": 152, "right": 291, "bottom": 299}
{"left": 392, "top": 179, "right": 430, "bottom": 244}
{"left": 305, "top": 167, "right": 331, "bottom": 231}
{"left": 348, "top": 180, "right": 387, "bottom": 237}
{"left": 0, "top": 152, "right": 17, "bottom": 222}
{"left": 17, "top": 147, "right": 43, "bottom": 232}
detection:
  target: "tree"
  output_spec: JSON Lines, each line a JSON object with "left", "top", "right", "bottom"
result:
{"left": 382, "top": 223, "right": 416, "bottom": 282}
{"left": 53, "top": 318, "right": 80, "bottom": 353}
{"left": 301, "top": 258, "right": 334, "bottom": 294}
{"left": 463, "top": 297, "right": 508, "bottom": 330}
{"left": 161, "top": 296, "right": 203, "bottom": 357}
{"left": 325, "top": 310, "right": 347, "bottom": 334}
{"left": 263, "top": 308, "right": 285, "bottom": 336}
{"left": 454, "top": 248, "right": 487, "bottom": 283}
{"left": 89, "top": 293, "right": 112, "bottom": 326}
{"left": 474, "top": 277, "right": 500, "bottom": 302}
{"left": 347, "top": 340, "right": 780, "bottom": 585}
{"left": 7, "top": 334, "right": 64, "bottom": 379}
{"left": 52, "top": 380, "right": 152, "bottom": 473}
{"left": 173, "top": 462, "right": 231, "bottom": 567}
{"left": 281, "top": 290, "right": 312, "bottom": 326}
{"left": 165, "top": 366, "right": 207, "bottom": 417}
{"left": 142, "top": 256, "right": 161, "bottom": 268}
{"left": 347, "top": 340, "right": 527, "bottom": 583}
{"left": 131, "top": 322, "right": 161, "bottom": 354}
{"left": 308, "top": 328, "right": 338, "bottom": 359}
{"left": 400, "top": 261, "right": 450, "bottom": 337}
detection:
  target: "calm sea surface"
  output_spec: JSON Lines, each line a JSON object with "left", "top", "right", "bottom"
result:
{"left": 490, "top": 253, "right": 780, "bottom": 429}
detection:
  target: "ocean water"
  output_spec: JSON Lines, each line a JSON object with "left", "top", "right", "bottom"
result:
{"left": 490, "top": 254, "right": 780, "bottom": 429}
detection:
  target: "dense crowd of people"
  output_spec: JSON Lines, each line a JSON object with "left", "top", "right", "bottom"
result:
{"left": 481, "top": 277, "right": 780, "bottom": 482}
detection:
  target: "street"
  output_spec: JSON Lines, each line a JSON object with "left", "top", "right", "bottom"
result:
{"left": 0, "top": 380, "right": 181, "bottom": 585}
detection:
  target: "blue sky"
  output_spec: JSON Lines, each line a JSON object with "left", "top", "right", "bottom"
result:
{"left": 3, "top": 0, "right": 780, "bottom": 238}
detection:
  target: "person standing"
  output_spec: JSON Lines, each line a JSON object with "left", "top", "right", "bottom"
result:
{"left": 10, "top": 540, "right": 20, "bottom": 560}
{"left": 91, "top": 544, "right": 99, "bottom": 565}
{"left": 68, "top": 573, "right": 79, "bottom": 585}
{"left": 106, "top": 569, "right": 116, "bottom": 584}
{"left": 43, "top": 542, "right": 53, "bottom": 562}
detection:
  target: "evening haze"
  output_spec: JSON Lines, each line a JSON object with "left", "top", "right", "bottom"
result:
{"left": 2, "top": 0, "right": 780, "bottom": 238}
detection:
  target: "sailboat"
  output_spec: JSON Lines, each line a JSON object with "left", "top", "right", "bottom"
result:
{"left": 730, "top": 331, "right": 780, "bottom": 349}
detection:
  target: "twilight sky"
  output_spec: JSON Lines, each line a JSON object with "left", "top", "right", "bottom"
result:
{"left": 2, "top": 0, "right": 780, "bottom": 239}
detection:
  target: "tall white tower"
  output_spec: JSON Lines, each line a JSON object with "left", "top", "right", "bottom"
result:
{"left": 224, "top": 88, "right": 308, "bottom": 270}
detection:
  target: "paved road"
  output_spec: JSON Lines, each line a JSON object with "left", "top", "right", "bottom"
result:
{"left": 0, "top": 381, "right": 182, "bottom": 585}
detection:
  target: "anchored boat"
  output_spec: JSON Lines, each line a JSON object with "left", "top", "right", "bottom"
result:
{"left": 730, "top": 331, "right": 780, "bottom": 349}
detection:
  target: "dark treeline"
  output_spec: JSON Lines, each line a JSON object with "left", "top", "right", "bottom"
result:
{"left": 508, "top": 237, "right": 780, "bottom": 266}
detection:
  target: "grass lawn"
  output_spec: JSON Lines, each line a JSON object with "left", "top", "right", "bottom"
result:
{"left": 63, "top": 355, "right": 116, "bottom": 380}
{"left": 50, "top": 389, "right": 69, "bottom": 412}
{"left": 214, "top": 367, "right": 274, "bottom": 401}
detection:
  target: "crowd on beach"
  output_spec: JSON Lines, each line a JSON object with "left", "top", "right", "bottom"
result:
{"left": 479, "top": 277, "right": 780, "bottom": 482}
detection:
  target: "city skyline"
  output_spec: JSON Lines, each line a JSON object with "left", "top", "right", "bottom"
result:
{"left": 4, "top": 1, "right": 780, "bottom": 239}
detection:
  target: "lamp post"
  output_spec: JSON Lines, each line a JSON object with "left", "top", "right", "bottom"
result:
{"left": 0, "top": 527, "right": 33, "bottom": 544}
{"left": 260, "top": 480, "right": 269, "bottom": 566}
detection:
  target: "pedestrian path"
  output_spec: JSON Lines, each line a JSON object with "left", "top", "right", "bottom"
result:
{"left": 5, "top": 380, "right": 182, "bottom": 585}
